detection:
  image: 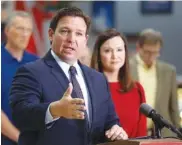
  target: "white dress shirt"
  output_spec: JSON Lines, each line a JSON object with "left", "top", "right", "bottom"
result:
{"left": 45, "top": 50, "right": 90, "bottom": 125}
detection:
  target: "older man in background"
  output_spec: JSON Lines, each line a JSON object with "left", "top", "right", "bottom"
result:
{"left": 1, "top": 11, "right": 38, "bottom": 145}
{"left": 130, "top": 28, "right": 180, "bottom": 137}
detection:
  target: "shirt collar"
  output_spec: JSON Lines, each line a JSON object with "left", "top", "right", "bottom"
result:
{"left": 2, "top": 43, "right": 13, "bottom": 61}
{"left": 1, "top": 43, "right": 33, "bottom": 63}
{"left": 136, "top": 53, "right": 156, "bottom": 70}
{"left": 51, "top": 49, "right": 81, "bottom": 77}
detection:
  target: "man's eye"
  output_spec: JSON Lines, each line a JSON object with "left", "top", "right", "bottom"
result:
{"left": 60, "top": 30, "right": 68, "bottom": 34}
{"left": 76, "top": 32, "right": 83, "bottom": 36}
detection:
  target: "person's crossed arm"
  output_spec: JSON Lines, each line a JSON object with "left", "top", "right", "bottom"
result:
{"left": 1, "top": 110, "right": 20, "bottom": 142}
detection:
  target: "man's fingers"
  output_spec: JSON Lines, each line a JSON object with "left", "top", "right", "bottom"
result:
{"left": 73, "top": 104, "right": 86, "bottom": 111}
{"left": 71, "top": 110, "right": 85, "bottom": 119}
{"left": 116, "top": 133, "right": 128, "bottom": 140}
{"left": 105, "top": 130, "right": 109, "bottom": 137}
{"left": 105, "top": 125, "right": 117, "bottom": 138}
{"left": 110, "top": 127, "right": 121, "bottom": 141}
{"left": 63, "top": 83, "right": 73, "bottom": 97}
{"left": 105, "top": 125, "right": 128, "bottom": 141}
{"left": 120, "top": 128, "right": 128, "bottom": 140}
{"left": 115, "top": 128, "right": 128, "bottom": 140}
{"left": 71, "top": 98, "right": 85, "bottom": 105}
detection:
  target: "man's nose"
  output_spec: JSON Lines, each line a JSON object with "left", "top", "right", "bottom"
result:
{"left": 67, "top": 33, "right": 76, "bottom": 43}
{"left": 22, "top": 29, "right": 31, "bottom": 37}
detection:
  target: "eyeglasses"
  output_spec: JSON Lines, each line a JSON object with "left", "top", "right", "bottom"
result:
{"left": 14, "top": 26, "right": 32, "bottom": 34}
{"left": 142, "top": 49, "right": 160, "bottom": 57}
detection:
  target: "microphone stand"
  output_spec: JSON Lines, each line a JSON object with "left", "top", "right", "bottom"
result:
{"left": 153, "top": 122, "right": 164, "bottom": 139}
{"left": 129, "top": 122, "right": 164, "bottom": 140}
{"left": 153, "top": 115, "right": 182, "bottom": 139}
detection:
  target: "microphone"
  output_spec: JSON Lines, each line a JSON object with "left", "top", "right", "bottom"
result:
{"left": 140, "top": 103, "right": 182, "bottom": 138}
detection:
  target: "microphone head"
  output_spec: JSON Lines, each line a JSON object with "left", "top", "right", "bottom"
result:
{"left": 139, "top": 103, "right": 154, "bottom": 118}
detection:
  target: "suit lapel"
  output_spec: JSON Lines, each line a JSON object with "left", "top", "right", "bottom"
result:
{"left": 79, "top": 63, "right": 94, "bottom": 130}
{"left": 131, "top": 56, "right": 139, "bottom": 81}
{"left": 155, "top": 62, "right": 163, "bottom": 109}
{"left": 43, "top": 50, "right": 70, "bottom": 91}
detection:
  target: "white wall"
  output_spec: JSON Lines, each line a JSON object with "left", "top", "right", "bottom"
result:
{"left": 72, "top": 1, "right": 182, "bottom": 74}
{"left": 116, "top": 1, "right": 182, "bottom": 74}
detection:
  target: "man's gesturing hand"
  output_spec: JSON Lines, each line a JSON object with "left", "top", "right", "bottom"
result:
{"left": 105, "top": 125, "right": 128, "bottom": 141}
{"left": 50, "top": 83, "right": 86, "bottom": 119}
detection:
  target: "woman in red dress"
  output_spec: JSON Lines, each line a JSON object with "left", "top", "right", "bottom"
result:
{"left": 91, "top": 29, "right": 147, "bottom": 138}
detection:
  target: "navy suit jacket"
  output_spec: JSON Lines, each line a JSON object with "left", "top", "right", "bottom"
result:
{"left": 9, "top": 50, "right": 119, "bottom": 145}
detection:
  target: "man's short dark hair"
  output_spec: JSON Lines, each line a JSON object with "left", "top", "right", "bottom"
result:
{"left": 50, "top": 7, "right": 91, "bottom": 34}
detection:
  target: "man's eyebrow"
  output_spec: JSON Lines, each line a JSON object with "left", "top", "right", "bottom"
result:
{"left": 76, "top": 29, "right": 84, "bottom": 32}
{"left": 57, "top": 26, "right": 86, "bottom": 34}
{"left": 58, "top": 26, "right": 69, "bottom": 30}
{"left": 58, "top": 27, "right": 84, "bottom": 32}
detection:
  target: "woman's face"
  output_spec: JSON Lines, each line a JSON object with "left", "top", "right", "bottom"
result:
{"left": 100, "top": 36, "right": 126, "bottom": 72}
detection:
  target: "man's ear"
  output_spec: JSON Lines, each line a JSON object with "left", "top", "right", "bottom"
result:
{"left": 48, "top": 28, "right": 54, "bottom": 42}
{"left": 4, "top": 26, "right": 9, "bottom": 37}
{"left": 85, "top": 34, "right": 89, "bottom": 44}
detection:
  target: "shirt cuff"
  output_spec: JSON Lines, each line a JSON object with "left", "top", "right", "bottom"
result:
{"left": 45, "top": 104, "right": 59, "bottom": 125}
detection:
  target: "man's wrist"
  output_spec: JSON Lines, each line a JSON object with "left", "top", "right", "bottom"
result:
{"left": 50, "top": 101, "right": 62, "bottom": 119}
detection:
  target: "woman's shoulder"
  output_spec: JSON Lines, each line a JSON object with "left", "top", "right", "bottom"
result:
{"left": 134, "top": 81, "right": 144, "bottom": 90}
{"left": 134, "top": 81, "right": 146, "bottom": 102}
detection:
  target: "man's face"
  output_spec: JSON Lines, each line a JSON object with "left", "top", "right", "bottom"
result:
{"left": 49, "top": 16, "right": 88, "bottom": 64}
{"left": 5, "top": 16, "right": 33, "bottom": 50}
{"left": 138, "top": 43, "right": 161, "bottom": 67}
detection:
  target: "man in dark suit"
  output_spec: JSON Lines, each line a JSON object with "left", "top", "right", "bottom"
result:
{"left": 9, "top": 7, "right": 128, "bottom": 145}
